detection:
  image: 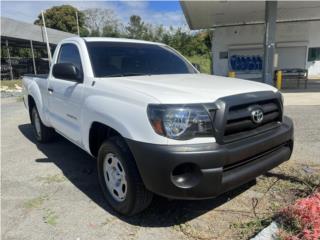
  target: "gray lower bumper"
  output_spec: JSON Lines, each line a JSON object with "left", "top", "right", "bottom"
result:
{"left": 127, "top": 117, "right": 294, "bottom": 199}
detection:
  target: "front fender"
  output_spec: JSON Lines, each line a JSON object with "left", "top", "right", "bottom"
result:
{"left": 81, "top": 95, "right": 168, "bottom": 153}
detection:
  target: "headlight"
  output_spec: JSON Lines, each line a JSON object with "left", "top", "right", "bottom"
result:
{"left": 147, "top": 104, "right": 214, "bottom": 140}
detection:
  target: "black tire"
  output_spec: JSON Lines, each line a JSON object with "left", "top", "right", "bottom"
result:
{"left": 31, "top": 106, "right": 55, "bottom": 143}
{"left": 97, "top": 136, "right": 153, "bottom": 216}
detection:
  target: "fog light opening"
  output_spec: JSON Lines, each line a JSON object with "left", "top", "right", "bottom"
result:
{"left": 171, "top": 163, "right": 202, "bottom": 188}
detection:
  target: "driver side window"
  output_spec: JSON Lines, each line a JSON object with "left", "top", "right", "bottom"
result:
{"left": 57, "top": 44, "right": 83, "bottom": 73}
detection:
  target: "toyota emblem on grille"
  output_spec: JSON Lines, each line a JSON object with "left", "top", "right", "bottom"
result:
{"left": 251, "top": 109, "right": 264, "bottom": 124}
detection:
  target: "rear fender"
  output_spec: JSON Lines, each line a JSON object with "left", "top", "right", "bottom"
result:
{"left": 25, "top": 78, "right": 51, "bottom": 126}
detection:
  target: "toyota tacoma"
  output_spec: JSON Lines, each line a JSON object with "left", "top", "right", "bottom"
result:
{"left": 23, "top": 37, "right": 294, "bottom": 216}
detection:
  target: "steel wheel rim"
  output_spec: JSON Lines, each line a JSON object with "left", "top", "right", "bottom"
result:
{"left": 33, "top": 111, "right": 41, "bottom": 137}
{"left": 103, "top": 153, "right": 127, "bottom": 202}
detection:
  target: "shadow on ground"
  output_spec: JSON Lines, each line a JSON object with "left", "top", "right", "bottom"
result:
{"left": 19, "top": 123, "right": 255, "bottom": 227}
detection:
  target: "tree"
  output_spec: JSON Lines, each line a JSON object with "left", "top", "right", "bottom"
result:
{"left": 89, "top": 29, "right": 101, "bottom": 37}
{"left": 34, "top": 5, "right": 89, "bottom": 36}
{"left": 83, "top": 8, "right": 120, "bottom": 37}
{"left": 150, "top": 25, "right": 165, "bottom": 42}
{"left": 102, "top": 25, "right": 121, "bottom": 38}
{"left": 125, "top": 15, "right": 152, "bottom": 40}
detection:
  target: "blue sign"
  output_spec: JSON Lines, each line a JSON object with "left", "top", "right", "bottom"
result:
{"left": 230, "top": 55, "right": 263, "bottom": 72}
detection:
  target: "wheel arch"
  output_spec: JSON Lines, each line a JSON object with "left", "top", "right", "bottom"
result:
{"left": 88, "top": 121, "right": 124, "bottom": 158}
{"left": 27, "top": 95, "right": 36, "bottom": 120}
{"left": 25, "top": 79, "right": 49, "bottom": 125}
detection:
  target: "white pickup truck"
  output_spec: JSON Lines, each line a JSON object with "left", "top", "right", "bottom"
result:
{"left": 23, "top": 37, "right": 294, "bottom": 216}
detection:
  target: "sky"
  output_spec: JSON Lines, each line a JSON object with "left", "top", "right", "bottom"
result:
{"left": 1, "top": 1, "right": 188, "bottom": 29}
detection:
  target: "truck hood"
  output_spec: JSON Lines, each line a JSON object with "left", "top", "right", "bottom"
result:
{"left": 101, "top": 73, "right": 277, "bottom": 104}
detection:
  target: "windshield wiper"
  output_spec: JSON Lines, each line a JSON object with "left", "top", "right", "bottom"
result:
{"left": 104, "top": 73, "right": 124, "bottom": 77}
{"left": 104, "top": 72, "right": 149, "bottom": 77}
{"left": 122, "top": 72, "right": 148, "bottom": 77}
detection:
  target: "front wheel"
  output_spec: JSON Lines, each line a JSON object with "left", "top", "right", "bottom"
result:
{"left": 97, "top": 136, "right": 153, "bottom": 216}
{"left": 31, "top": 106, "right": 55, "bottom": 143}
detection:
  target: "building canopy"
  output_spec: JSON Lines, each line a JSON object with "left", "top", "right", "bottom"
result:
{"left": 1, "top": 17, "right": 76, "bottom": 48}
{"left": 180, "top": 1, "right": 320, "bottom": 29}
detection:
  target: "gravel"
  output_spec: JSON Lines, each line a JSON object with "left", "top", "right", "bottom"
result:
{"left": 1, "top": 90, "right": 23, "bottom": 98}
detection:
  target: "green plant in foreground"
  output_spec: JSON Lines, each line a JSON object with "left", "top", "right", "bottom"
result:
{"left": 231, "top": 218, "right": 273, "bottom": 239}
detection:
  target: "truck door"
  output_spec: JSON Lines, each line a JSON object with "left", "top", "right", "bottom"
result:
{"left": 47, "top": 43, "right": 84, "bottom": 144}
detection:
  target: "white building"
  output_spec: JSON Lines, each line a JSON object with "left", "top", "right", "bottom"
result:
{"left": 181, "top": 1, "right": 320, "bottom": 80}
{"left": 213, "top": 21, "right": 320, "bottom": 79}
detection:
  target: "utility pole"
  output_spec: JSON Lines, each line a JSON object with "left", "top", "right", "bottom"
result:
{"left": 30, "top": 40, "right": 37, "bottom": 75}
{"left": 5, "top": 39, "right": 13, "bottom": 80}
{"left": 262, "top": 1, "right": 278, "bottom": 85}
{"left": 75, "top": 11, "right": 80, "bottom": 36}
{"left": 41, "top": 10, "right": 52, "bottom": 65}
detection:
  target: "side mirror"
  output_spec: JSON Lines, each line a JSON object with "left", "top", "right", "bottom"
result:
{"left": 192, "top": 63, "right": 201, "bottom": 72}
{"left": 52, "top": 63, "right": 83, "bottom": 82}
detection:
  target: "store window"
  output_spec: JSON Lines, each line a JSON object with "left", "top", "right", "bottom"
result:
{"left": 308, "top": 47, "right": 320, "bottom": 61}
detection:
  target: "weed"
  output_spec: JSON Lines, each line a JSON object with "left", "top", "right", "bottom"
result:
{"left": 231, "top": 218, "right": 273, "bottom": 239}
{"left": 175, "top": 222, "right": 212, "bottom": 240}
{"left": 231, "top": 164, "right": 320, "bottom": 239}
{"left": 37, "top": 174, "right": 66, "bottom": 184}
{"left": 277, "top": 189, "right": 320, "bottom": 240}
{"left": 43, "top": 209, "right": 58, "bottom": 226}
{"left": 24, "top": 195, "right": 48, "bottom": 209}
{"left": 1, "top": 80, "right": 22, "bottom": 89}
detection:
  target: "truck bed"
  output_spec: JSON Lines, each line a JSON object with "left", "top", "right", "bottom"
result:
{"left": 24, "top": 74, "right": 48, "bottom": 79}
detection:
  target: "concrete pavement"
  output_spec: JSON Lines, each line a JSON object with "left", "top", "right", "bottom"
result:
{"left": 1, "top": 95, "right": 319, "bottom": 240}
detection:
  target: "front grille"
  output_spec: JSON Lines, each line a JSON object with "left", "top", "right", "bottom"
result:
{"left": 223, "top": 99, "right": 282, "bottom": 142}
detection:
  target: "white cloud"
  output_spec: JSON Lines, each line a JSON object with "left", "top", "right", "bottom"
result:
{"left": 145, "top": 11, "right": 187, "bottom": 29}
{"left": 119, "top": 1, "right": 149, "bottom": 9}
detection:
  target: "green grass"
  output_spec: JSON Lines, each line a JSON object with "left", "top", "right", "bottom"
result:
{"left": 186, "top": 55, "right": 212, "bottom": 74}
{"left": 43, "top": 209, "right": 58, "bottom": 226}
{"left": 1, "top": 79, "right": 22, "bottom": 89}
{"left": 24, "top": 195, "right": 48, "bottom": 209}
{"left": 37, "top": 174, "right": 66, "bottom": 184}
{"left": 231, "top": 218, "right": 273, "bottom": 239}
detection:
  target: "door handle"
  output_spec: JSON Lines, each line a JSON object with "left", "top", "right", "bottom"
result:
{"left": 48, "top": 88, "right": 54, "bottom": 94}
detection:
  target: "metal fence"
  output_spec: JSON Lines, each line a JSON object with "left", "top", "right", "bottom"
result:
{"left": 1, "top": 57, "right": 49, "bottom": 80}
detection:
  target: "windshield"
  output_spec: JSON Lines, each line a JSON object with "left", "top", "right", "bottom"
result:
{"left": 86, "top": 42, "right": 197, "bottom": 77}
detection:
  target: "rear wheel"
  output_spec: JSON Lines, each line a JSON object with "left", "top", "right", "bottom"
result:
{"left": 31, "top": 106, "right": 55, "bottom": 143}
{"left": 97, "top": 136, "right": 153, "bottom": 216}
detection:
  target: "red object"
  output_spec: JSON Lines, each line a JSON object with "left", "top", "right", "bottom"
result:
{"left": 282, "top": 190, "right": 320, "bottom": 240}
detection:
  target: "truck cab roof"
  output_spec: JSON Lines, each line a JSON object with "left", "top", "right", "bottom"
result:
{"left": 63, "top": 36, "right": 165, "bottom": 46}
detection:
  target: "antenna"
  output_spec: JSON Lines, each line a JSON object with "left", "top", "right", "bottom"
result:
{"left": 76, "top": 11, "right": 80, "bottom": 36}
{"left": 41, "top": 10, "right": 52, "bottom": 64}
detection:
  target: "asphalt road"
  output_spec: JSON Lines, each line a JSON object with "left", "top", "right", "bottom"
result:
{"left": 1, "top": 98, "right": 319, "bottom": 240}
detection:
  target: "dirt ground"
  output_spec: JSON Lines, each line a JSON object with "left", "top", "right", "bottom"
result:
{"left": 1, "top": 93, "right": 319, "bottom": 240}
